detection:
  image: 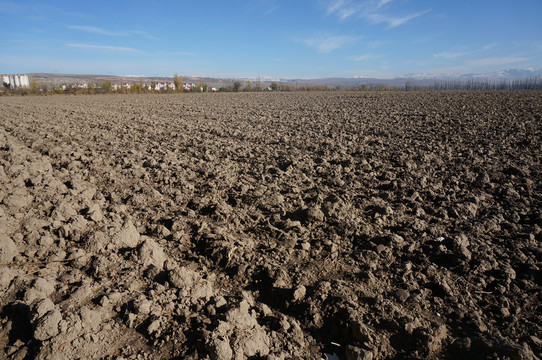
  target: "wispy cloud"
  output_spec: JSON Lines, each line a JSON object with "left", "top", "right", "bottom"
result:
{"left": 175, "top": 51, "right": 196, "bottom": 56}
{"left": 367, "top": 10, "right": 428, "bottom": 28}
{"left": 482, "top": 43, "right": 496, "bottom": 51}
{"left": 68, "top": 25, "right": 157, "bottom": 39}
{"left": 0, "top": 0, "right": 25, "bottom": 14}
{"left": 264, "top": 5, "right": 279, "bottom": 15}
{"left": 324, "top": 0, "right": 390, "bottom": 20}
{"left": 325, "top": 0, "right": 361, "bottom": 20}
{"left": 67, "top": 43, "right": 143, "bottom": 53}
{"left": 467, "top": 57, "right": 527, "bottom": 67}
{"left": 0, "top": 1, "right": 89, "bottom": 19}
{"left": 323, "top": 0, "right": 427, "bottom": 28}
{"left": 348, "top": 53, "right": 380, "bottom": 61}
{"left": 433, "top": 44, "right": 498, "bottom": 59}
{"left": 367, "top": 40, "right": 392, "bottom": 49}
{"left": 434, "top": 51, "right": 470, "bottom": 59}
{"left": 302, "top": 34, "right": 359, "bottom": 53}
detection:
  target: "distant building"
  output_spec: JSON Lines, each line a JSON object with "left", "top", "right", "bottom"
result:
{"left": 2, "top": 74, "right": 30, "bottom": 89}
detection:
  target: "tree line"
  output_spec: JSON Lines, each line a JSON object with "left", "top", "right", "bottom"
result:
{"left": 403, "top": 76, "right": 542, "bottom": 91}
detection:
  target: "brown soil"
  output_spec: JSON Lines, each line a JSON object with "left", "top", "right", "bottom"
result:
{"left": 0, "top": 91, "right": 541, "bottom": 359}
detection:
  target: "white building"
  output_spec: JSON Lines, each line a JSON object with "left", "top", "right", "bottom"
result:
{"left": 2, "top": 74, "right": 30, "bottom": 89}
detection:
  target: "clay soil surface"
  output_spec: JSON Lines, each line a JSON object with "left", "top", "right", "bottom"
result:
{"left": 1, "top": 91, "right": 541, "bottom": 359}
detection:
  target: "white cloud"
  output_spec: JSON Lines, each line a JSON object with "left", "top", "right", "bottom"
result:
{"left": 467, "top": 57, "right": 527, "bottom": 67}
{"left": 433, "top": 44, "right": 498, "bottom": 59}
{"left": 323, "top": 0, "right": 427, "bottom": 27}
{"left": 67, "top": 43, "right": 143, "bottom": 53}
{"left": 264, "top": 5, "right": 279, "bottom": 14}
{"left": 348, "top": 53, "right": 380, "bottom": 61}
{"left": 368, "top": 10, "right": 427, "bottom": 28}
{"left": 325, "top": 0, "right": 362, "bottom": 20}
{"left": 68, "top": 25, "right": 157, "bottom": 39}
{"left": 256, "top": 0, "right": 280, "bottom": 15}
{"left": 302, "top": 34, "right": 358, "bottom": 53}
{"left": 0, "top": 1, "right": 25, "bottom": 14}
{"left": 482, "top": 43, "right": 496, "bottom": 51}
{"left": 434, "top": 51, "right": 469, "bottom": 59}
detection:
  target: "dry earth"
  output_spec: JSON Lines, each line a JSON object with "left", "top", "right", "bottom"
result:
{"left": 0, "top": 91, "right": 541, "bottom": 359}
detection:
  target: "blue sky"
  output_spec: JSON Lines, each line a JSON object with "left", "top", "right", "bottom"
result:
{"left": 1, "top": 0, "right": 541, "bottom": 79}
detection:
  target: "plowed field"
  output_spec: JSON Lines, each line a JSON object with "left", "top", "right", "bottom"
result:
{"left": 1, "top": 91, "right": 541, "bottom": 359}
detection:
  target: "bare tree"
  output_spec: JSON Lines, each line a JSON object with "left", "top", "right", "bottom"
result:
{"left": 173, "top": 73, "right": 183, "bottom": 92}
{"left": 102, "top": 81, "right": 112, "bottom": 93}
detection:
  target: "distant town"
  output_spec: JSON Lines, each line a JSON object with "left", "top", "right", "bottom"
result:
{"left": 2, "top": 73, "right": 233, "bottom": 93}
{"left": 60, "top": 81, "right": 214, "bottom": 93}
